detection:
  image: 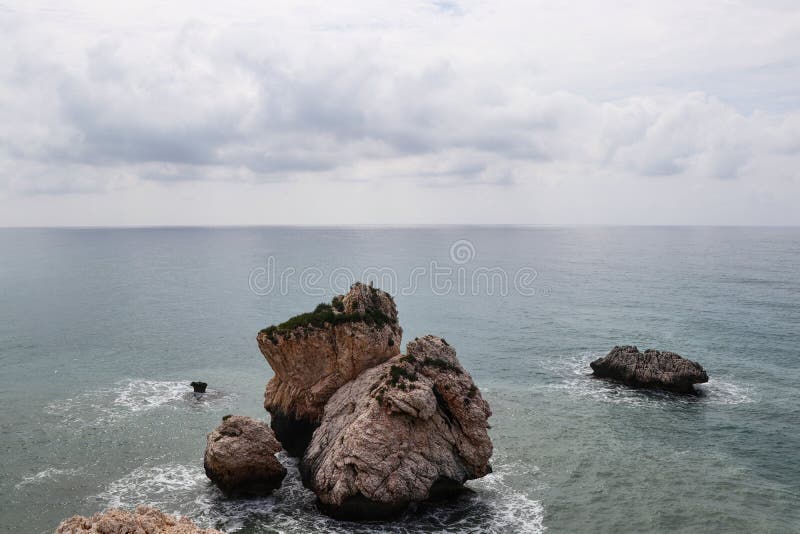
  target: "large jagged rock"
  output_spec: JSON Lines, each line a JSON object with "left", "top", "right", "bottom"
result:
{"left": 301, "top": 335, "right": 493, "bottom": 520}
{"left": 203, "top": 415, "right": 286, "bottom": 496}
{"left": 257, "top": 282, "right": 402, "bottom": 456}
{"left": 590, "top": 345, "right": 709, "bottom": 393}
{"left": 55, "top": 505, "right": 222, "bottom": 534}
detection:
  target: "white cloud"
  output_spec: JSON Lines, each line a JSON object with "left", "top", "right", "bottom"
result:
{"left": 1, "top": 0, "right": 799, "bottom": 223}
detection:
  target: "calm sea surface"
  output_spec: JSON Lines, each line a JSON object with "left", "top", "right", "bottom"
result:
{"left": 1, "top": 227, "right": 798, "bottom": 533}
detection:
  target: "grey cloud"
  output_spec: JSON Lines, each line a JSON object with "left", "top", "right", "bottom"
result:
{"left": 1, "top": 1, "right": 800, "bottom": 197}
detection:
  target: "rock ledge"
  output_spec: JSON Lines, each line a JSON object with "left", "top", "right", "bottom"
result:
{"left": 54, "top": 505, "right": 221, "bottom": 534}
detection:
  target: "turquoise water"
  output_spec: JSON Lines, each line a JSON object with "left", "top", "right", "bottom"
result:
{"left": 1, "top": 226, "right": 798, "bottom": 533}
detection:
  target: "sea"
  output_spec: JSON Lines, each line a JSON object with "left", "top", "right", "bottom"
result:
{"left": 1, "top": 226, "right": 798, "bottom": 533}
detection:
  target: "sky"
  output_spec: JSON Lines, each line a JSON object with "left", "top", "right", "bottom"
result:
{"left": 1, "top": 0, "right": 800, "bottom": 226}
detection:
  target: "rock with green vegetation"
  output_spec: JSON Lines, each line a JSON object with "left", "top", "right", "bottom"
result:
{"left": 257, "top": 282, "right": 402, "bottom": 456}
{"left": 301, "top": 335, "right": 493, "bottom": 520}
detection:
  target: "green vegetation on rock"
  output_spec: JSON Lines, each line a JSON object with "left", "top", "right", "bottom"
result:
{"left": 260, "top": 296, "right": 396, "bottom": 343}
{"left": 422, "top": 357, "right": 462, "bottom": 374}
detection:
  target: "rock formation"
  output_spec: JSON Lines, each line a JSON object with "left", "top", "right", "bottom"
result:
{"left": 203, "top": 415, "right": 286, "bottom": 496}
{"left": 257, "top": 282, "right": 402, "bottom": 456}
{"left": 301, "top": 335, "right": 493, "bottom": 520}
{"left": 590, "top": 345, "right": 709, "bottom": 393}
{"left": 54, "top": 505, "right": 221, "bottom": 534}
{"left": 190, "top": 381, "right": 207, "bottom": 393}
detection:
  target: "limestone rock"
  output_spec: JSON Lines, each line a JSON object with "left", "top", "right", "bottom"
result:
{"left": 54, "top": 505, "right": 221, "bottom": 534}
{"left": 203, "top": 415, "right": 286, "bottom": 496}
{"left": 257, "top": 282, "right": 402, "bottom": 455}
{"left": 301, "top": 335, "right": 493, "bottom": 520}
{"left": 590, "top": 345, "right": 709, "bottom": 393}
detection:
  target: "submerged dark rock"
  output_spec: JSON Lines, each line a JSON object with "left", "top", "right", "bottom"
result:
{"left": 267, "top": 409, "right": 319, "bottom": 458}
{"left": 190, "top": 381, "right": 207, "bottom": 393}
{"left": 590, "top": 345, "right": 708, "bottom": 393}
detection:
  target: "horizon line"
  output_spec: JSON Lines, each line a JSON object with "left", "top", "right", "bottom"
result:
{"left": 2, "top": 223, "right": 800, "bottom": 230}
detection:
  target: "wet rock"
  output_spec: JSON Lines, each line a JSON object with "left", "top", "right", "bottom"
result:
{"left": 190, "top": 381, "right": 207, "bottom": 393}
{"left": 54, "top": 505, "right": 222, "bottom": 533}
{"left": 203, "top": 415, "right": 286, "bottom": 496}
{"left": 301, "top": 335, "right": 493, "bottom": 520}
{"left": 257, "top": 282, "right": 402, "bottom": 456}
{"left": 590, "top": 345, "right": 709, "bottom": 393}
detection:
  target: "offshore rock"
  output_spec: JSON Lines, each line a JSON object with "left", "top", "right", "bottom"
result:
{"left": 54, "top": 505, "right": 222, "bottom": 533}
{"left": 590, "top": 345, "right": 709, "bottom": 393}
{"left": 257, "top": 282, "right": 402, "bottom": 456}
{"left": 190, "top": 381, "right": 207, "bottom": 393}
{"left": 203, "top": 415, "right": 286, "bottom": 496}
{"left": 301, "top": 335, "right": 492, "bottom": 520}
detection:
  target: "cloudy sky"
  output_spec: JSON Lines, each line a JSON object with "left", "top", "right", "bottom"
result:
{"left": 2, "top": 1, "right": 800, "bottom": 226}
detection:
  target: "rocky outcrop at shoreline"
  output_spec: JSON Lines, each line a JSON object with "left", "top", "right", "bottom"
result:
{"left": 301, "top": 335, "right": 493, "bottom": 520}
{"left": 203, "top": 415, "right": 286, "bottom": 496}
{"left": 257, "top": 282, "right": 402, "bottom": 456}
{"left": 54, "top": 505, "right": 221, "bottom": 533}
{"left": 590, "top": 345, "right": 709, "bottom": 393}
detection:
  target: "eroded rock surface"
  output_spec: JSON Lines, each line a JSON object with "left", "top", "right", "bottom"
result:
{"left": 257, "top": 282, "right": 402, "bottom": 455}
{"left": 590, "top": 345, "right": 709, "bottom": 393}
{"left": 203, "top": 415, "right": 286, "bottom": 496}
{"left": 55, "top": 505, "right": 221, "bottom": 534}
{"left": 301, "top": 335, "right": 492, "bottom": 520}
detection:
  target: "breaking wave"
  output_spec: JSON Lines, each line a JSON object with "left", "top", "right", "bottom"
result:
{"left": 544, "top": 352, "right": 755, "bottom": 407}
{"left": 15, "top": 467, "right": 82, "bottom": 489}
{"left": 93, "top": 455, "right": 544, "bottom": 533}
{"left": 45, "top": 379, "right": 235, "bottom": 426}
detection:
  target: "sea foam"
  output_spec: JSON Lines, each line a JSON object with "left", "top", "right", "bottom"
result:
{"left": 93, "top": 455, "right": 545, "bottom": 533}
{"left": 546, "top": 352, "right": 755, "bottom": 407}
{"left": 15, "top": 467, "right": 82, "bottom": 489}
{"left": 45, "top": 379, "right": 235, "bottom": 426}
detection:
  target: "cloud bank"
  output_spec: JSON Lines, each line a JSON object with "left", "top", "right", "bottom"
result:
{"left": 1, "top": 1, "right": 800, "bottom": 224}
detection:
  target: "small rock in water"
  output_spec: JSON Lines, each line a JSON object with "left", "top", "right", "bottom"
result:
{"left": 190, "top": 381, "right": 207, "bottom": 393}
{"left": 204, "top": 415, "right": 286, "bottom": 496}
{"left": 590, "top": 345, "right": 708, "bottom": 393}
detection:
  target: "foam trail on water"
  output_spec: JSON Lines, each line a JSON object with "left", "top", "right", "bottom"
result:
{"left": 45, "top": 379, "right": 235, "bottom": 426}
{"left": 94, "top": 456, "right": 545, "bottom": 533}
{"left": 113, "top": 380, "right": 196, "bottom": 411}
{"left": 15, "top": 467, "right": 82, "bottom": 489}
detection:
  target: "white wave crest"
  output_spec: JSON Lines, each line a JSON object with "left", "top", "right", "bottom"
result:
{"left": 96, "top": 464, "right": 207, "bottom": 510}
{"left": 15, "top": 467, "right": 82, "bottom": 489}
{"left": 45, "top": 379, "right": 235, "bottom": 426}
{"left": 693, "top": 378, "right": 755, "bottom": 405}
{"left": 113, "top": 380, "right": 202, "bottom": 412}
